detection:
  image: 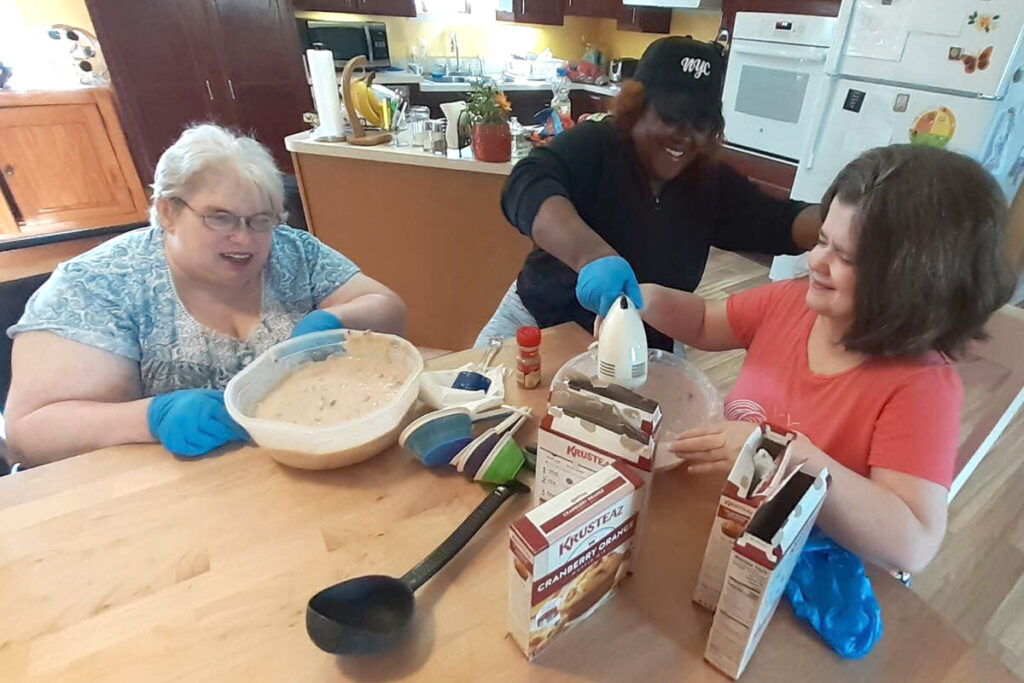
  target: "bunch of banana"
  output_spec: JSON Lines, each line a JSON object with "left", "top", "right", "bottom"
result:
{"left": 351, "top": 74, "right": 384, "bottom": 128}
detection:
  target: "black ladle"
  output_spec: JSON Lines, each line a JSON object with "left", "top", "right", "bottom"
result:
{"left": 306, "top": 480, "right": 527, "bottom": 655}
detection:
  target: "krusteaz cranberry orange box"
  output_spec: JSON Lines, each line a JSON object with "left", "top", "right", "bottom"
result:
{"left": 508, "top": 463, "right": 646, "bottom": 660}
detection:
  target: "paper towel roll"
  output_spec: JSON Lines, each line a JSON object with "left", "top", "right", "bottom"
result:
{"left": 307, "top": 49, "right": 344, "bottom": 141}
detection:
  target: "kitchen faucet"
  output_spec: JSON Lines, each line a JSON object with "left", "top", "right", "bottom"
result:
{"left": 450, "top": 31, "right": 460, "bottom": 73}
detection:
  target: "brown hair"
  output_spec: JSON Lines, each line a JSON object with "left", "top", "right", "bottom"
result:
{"left": 823, "top": 144, "right": 1017, "bottom": 358}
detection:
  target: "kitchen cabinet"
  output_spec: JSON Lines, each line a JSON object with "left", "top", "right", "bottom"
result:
{"left": 570, "top": 90, "right": 612, "bottom": 117}
{"left": 208, "top": 0, "right": 316, "bottom": 171}
{"left": 409, "top": 85, "right": 553, "bottom": 125}
{"left": 292, "top": 0, "right": 417, "bottom": 16}
{"left": 293, "top": 0, "right": 355, "bottom": 11}
{"left": 617, "top": 4, "right": 673, "bottom": 33}
{"left": 0, "top": 89, "right": 148, "bottom": 239}
{"left": 718, "top": 144, "right": 796, "bottom": 199}
{"left": 719, "top": 0, "right": 840, "bottom": 36}
{"left": 497, "top": 0, "right": 565, "bottom": 27}
{"left": 87, "top": 0, "right": 312, "bottom": 183}
{"left": 564, "top": 0, "right": 619, "bottom": 18}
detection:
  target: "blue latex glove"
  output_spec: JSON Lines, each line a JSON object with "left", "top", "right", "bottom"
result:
{"left": 148, "top": 389, "right": 249, "bottom": 457}
{"left": 575, "top": 255, "right": 643, "bottom": 317}
{"left": 784, "top": 528, "right": 883, "bottom": 659}
{"left": 290, "top": 310, "right": 344, "bottom": 338}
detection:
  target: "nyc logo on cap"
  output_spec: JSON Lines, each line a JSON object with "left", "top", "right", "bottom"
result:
{"left": 680, "top": 56, "right": 712, "bottom": 80}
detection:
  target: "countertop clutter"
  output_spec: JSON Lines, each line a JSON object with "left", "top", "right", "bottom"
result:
{"left": 336, "top": 68, "right": 621, "bottom": 97}
{"left": 0, "top": 325, "right": 1016, "bottom": 682}
{"left": 285, "top": 130, "right": 518, "bottom": 175}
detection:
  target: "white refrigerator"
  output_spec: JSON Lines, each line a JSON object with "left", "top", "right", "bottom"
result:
{"left": 776, "top": 0, "right": 1024, "bottom": 280}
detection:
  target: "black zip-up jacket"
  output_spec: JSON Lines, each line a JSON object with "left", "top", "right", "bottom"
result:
{"left": 501, "top": 119, "right": 809, "bottom": 350}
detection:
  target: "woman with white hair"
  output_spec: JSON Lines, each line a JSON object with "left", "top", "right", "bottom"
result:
{"left": 5, "top": 124, "right": 406, "bottom": 466}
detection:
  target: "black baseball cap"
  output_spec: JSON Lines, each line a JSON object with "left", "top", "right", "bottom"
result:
{"left": 633, "top": 36, "right": 725, "bottom": 131}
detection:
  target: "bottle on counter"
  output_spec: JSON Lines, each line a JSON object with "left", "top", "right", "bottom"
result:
{"left": 516, "top": 326, "right": 542, "bottom": 390}
{"left": 509, "top": 116, "right": 528, "bottom": 159}
{"left": 551, "top": 66, "right": 572, "bottom": 120}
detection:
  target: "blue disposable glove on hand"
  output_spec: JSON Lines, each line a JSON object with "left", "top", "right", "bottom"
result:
{"left": 148, "top": 389, "right": 249, "bottom": 457}
{"left": 290, "top": 310, "right": 344, "bottom": 338}
{"left": 575, "top": 255, "right": 643, "bottom": 317}
{"left": 784, "top": 528, "right": 883, "bottom": 659}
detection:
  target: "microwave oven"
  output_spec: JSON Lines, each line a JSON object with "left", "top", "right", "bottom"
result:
{"left": 297, "top": 20, "right": 391, "bottom": 69}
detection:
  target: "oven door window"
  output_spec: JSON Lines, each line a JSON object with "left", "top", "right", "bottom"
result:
{"left": 735, "top": 65, "right": 810, "bottom": 124}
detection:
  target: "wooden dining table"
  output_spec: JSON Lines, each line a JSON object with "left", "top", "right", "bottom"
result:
{"left": 0, "top": 323, "right": 1015, "bottom": 682}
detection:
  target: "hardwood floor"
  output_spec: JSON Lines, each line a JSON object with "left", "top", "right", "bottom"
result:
{"left": 695, "top": 248, "right": 1024, "bottom": 680}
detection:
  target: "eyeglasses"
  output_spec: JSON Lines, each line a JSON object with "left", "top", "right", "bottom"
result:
{"left": 174, "top": 198, "right": 281, "bottom": 234}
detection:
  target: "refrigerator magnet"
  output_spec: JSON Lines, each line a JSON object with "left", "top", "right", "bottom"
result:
{"left": 909, "top": 107, "right": 956, "bottom": 148}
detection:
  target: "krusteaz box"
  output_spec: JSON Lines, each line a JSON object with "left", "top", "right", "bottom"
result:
{"left": 693, "top": 423, "right": 795, "bottom": 611}
{"left": 705, "top": 465, "right": 831, "bottom": 679}
{"left": 508, "top": 463, "right": 646, "bottom": 660}
{"left": 535, "top": 375, "right": 662, "bottom": 505}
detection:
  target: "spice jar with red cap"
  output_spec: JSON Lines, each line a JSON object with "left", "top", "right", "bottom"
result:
{"left": 516, "top": 326, "right": 542, "bottom": 389}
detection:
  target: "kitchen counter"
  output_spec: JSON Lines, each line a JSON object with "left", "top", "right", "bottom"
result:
{"left": 337, "top": 68, "right": 621, "bottom": 97}
{"left": 286, "top": 131, "right": 518, "bottom": 176}
{"left": 0, "top": 324, "right": 1015, "bottom": 682}
{"left": 288, "top": 131, "right": 532, "bottom": 350}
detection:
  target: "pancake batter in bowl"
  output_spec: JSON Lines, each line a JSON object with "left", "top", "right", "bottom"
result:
{"left": 255, "top": 336, "right": 415, "bottom": 427}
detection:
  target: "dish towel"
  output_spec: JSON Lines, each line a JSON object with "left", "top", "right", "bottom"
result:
{"left": 784, "top": 528, "right": 883, "bottom": 659}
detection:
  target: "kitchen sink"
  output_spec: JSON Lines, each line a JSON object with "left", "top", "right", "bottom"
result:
{"left": 426, "top": 75, "right": 472, "bottom": 83}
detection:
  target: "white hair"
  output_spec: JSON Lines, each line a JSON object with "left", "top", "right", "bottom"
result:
{"left": 149, "top": 124, "right": 286, "bottom": 228}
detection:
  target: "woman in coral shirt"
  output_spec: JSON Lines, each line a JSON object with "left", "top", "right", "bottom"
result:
{"left": 641, "top": 144, "right": 1016, "bottom": 573}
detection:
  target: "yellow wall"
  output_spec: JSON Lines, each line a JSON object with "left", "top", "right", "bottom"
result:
{"left": 15, "top": 0, "right": 94, "bottom": 33}
{"left": 296, "top": 8, "right": 722, "bottom": 63}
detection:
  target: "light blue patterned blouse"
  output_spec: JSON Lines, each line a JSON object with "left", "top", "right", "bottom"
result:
{"left": 8, "top": 226, "right": 360, "bottom": 396}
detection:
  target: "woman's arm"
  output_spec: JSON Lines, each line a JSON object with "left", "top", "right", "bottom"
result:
{"left": 318, "top": 273, "right": 407, "bottom": 336}
{"left": 5, "top": 332, "right": 154, "bottom": 466}
{"left": 791, "top": 204, "right": 823, "bottom": 251}
{"left": 791, "top": 435, "right": 948, "bottom": 573}
{"left": 639, "top": 283, "right": 741, "bottom": 351}
{"left": 531, "top": 196, "right": 616, "bottom": 272}
{"left": 501, "top": 123, "right": 612, "bottom": 272}
{"left": 710, "top": 163, "right": 820, "bottom": 255}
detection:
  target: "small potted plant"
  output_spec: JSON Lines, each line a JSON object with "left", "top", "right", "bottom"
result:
{"left": 465, "top": 82, "right": 512, "bottom": 162}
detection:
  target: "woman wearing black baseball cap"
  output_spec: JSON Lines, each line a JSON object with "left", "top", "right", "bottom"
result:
{"left": 477, "top": 36, "right": 821, "bottom": 351}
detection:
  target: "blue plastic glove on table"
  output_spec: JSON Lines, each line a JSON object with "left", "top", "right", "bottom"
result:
{"left": 290, "top": 310, "right": 344, "bottom": 338}
{"left": 575, "top": 255, "right": 643, "bottom": 317}
{"left": 784, "top": 528, "right": 883, "bottom": 659}
{"left": 148, "top": 389, "right": 249, "bottom": 457}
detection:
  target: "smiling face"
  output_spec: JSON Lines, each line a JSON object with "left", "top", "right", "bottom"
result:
{"left": 630, "top": 106, "right": 707, "bottom": 184}
{"left": 158, "top": 165, "right": 276, "bottom": 290}
{"left": 806, "top": 198, "right": 859, "bottom": 325}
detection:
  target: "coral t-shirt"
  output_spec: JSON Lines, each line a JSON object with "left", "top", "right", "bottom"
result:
{"left": 724, "top": 279, "right": 962, "bottom": 488}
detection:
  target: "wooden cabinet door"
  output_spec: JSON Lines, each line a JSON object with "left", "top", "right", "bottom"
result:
{"left": 292, "top": 0, "right": 356, "bottom": 10}
{"left": 569, "top": 90, "right": 611, "bottom": 117}
{"left": 208, "top": 0, "right": 313, "bottom": 174}
{"left": 617, "top": 4, "right": 672, "bottom": 33}
{"left": 293, "top": 0, "right": 416, "bottom": 15}
{"left": 564, "top": 0, "right": 619, "bottom": 18}
{"left": 502, "top": 0, "right": 565, "bottom": 26}
{"left": 354, "top": 0, "right": 417, "bottom": 17}
{"left": 86, "top": 0, "right": 225, "bottom": 186}
{"left": 0, "top": 104, "right": 139, "bottom": 231}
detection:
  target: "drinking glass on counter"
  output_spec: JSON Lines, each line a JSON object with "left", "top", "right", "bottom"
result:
{"left": 408, "top": 106, "right": 431, "bottom": 148}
